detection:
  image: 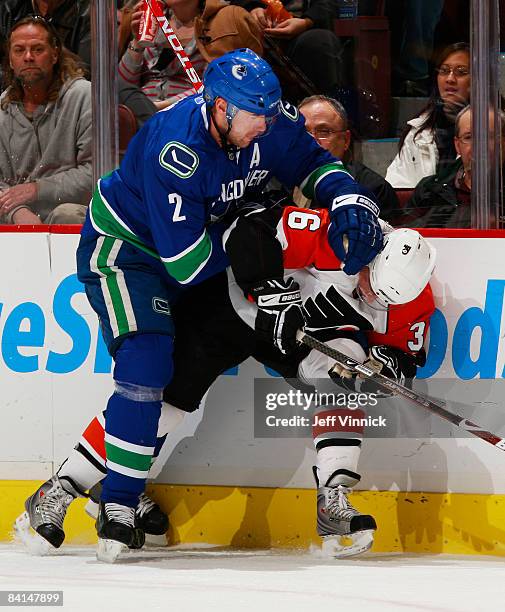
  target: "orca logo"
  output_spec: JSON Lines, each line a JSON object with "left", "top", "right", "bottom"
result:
{"left": 231, "top": 64, "right": 247, "bottom": 80}
{"left": 159, "top": 141, "right": 199, "bottom": 178}
{"left": 152, "top": 297, "right": 171, "bottom": 316}
{"left": 402, "top": 244, "right": 412, "bottom": 255}
{"left": 280, "top": 100, "right": 298, "bottom": 121}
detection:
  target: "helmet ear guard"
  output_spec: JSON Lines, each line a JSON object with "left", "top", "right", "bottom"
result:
{"left": 368, "top": 229, "right": 436, "bottom": 306}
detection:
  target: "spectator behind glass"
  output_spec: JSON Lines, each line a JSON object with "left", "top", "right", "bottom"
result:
{"left": 399, "top": 105, "right": 471, "bottom": 228}
{"left": 0, "top": 0, "right": 91, "bottom": 82}
{"left": 401, "top": 106, "right": 504, "bottom": 228}
{"left": 298, "top": 95, "right": 398, "bottom": 221}
{"left": 0, "top": 16, "right": 92, "bottom": 225}
{"left": 117, "top": 0, "right": 262, "bottom": 124}
{"left": 231, "top": 0, "right": 342, "bottom": 97}
{"left": 386, "top": 42, "right": 470, "bottom": 189}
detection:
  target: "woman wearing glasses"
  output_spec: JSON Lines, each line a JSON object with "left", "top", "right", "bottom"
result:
{"left": 386, "top": 42, "right": 470, "bottom": 189}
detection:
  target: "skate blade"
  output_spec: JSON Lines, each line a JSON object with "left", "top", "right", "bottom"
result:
{"left": 13, "top": 512, "right": 53, "bottom": 556}
{"left": 87, "top": 502, "right": 166, "bottom": 546}
{"left": 97, "top": 538, "right": 128, "bottom": 563}
{"left": 321, "top": 529, "right": 375, "bottom": 559}
{"left": 145, "top": 533, "right": 168, "bottom": 547}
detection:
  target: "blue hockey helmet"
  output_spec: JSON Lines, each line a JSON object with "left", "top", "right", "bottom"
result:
{"left": 203, "top": 48, "right": 281, "bottom": 119}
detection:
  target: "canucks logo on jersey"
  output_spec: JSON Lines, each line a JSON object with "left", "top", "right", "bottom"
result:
{"left": 85, "top": 94, "right": 361, "bottom": 287}
{"left": 159, "top": 142, "right": 199, "bottom": 179}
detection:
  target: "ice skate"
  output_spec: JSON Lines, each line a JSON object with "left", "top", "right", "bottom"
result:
{"left": 136, "top": 493, "right": 169, "bottom": 537}
{"left": 317, "top": 484, "right": 376, "bottom": 558}
{"left": 96, "top": 501, "right": 145, "bottom": 562}
{"left": 86, "top": 484, "right": 168, "bottom": 545}
{"left": 14, "top": 476, "right": 81, "bottom": 554}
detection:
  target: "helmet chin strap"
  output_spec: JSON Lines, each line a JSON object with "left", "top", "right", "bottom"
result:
{"left": 210, "top": 102, "right": 240, "bottom": 160}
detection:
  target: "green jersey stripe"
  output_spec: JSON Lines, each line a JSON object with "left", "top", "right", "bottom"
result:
{"left": 300, "top": 163, "right": 352, "bottom": 199}
{"left": 105, "top": 442, "right": 153, "bottom": 472}
{"left": 162, "top": 231, "right": 212, "bottom": 284}
{"left": 104, "top": 273, "right": 131, "bottom": 336}
{"left": 91, "top": 237, "right": 137, "bottom": 337}
{"left": 98, "top": 238, "right": 134, "bottom": 336}
{"left": 90, "top": 237, "right": 120, "bottom": 337}
{"left": 90, "top": 186, "right": 158, "bottom": 259}
{"left": 90, "top": 186, "right": 213, "bottom": 285}
{"left": 96, "top": 234, "right": 116, "bottom": 270}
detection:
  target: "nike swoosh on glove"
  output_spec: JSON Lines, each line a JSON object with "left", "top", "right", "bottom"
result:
{"left": 329, "top": 194, "right": 383, "bottom": 275}
{"left": 250, "top": 277, "right": 306, "bottom": 354}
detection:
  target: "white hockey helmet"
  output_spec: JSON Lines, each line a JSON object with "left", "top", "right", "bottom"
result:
{"left": 368, "top": 229, "right": 436, "bottom": 306}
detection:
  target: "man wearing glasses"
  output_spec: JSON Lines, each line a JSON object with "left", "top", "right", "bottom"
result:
{"left": 298, "top": 95, "right": 398, "bottom": 221}
{"left": 399, "top": 105, "right": 474, "bottom": 228}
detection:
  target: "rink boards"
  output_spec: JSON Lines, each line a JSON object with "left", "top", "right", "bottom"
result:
{"left": 1, "top": 227, "right": 505, "bottom": 554}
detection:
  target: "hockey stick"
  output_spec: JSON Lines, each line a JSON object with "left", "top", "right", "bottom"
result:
{"left": 262, "top": 35, "right": 317, "bottom": 98}
{"left": 296, "top": 330, "right": 505, "bottom": 452}
{"left": 144, "top": 0, "right": 204, "bottom": 94}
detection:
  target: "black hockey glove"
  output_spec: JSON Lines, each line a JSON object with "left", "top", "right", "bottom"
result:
{"left": 328, "top": 194, "right": 383, "bottom": 275}
{"left": 250, "top": 277, "right": 306, "bottom": 355}
{"left": 304, "top": 285, "right": 374, "bottom": 331}
{"left": 359, "top": 345, "right": 419, "bottom": 397}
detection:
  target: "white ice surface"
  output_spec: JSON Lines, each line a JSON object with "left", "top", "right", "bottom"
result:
{"left": 1, "top": 543, "right": 504, "bottom": 612}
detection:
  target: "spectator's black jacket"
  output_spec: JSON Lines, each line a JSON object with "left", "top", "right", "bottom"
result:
{"left": 230, "top": 0, "right": 335, "bottom": 30}
{"left": 0, "top": 0, "right": 91, "bottom": 70}
{"left": 399, "top": 159, "right": 471, "bottom": 228}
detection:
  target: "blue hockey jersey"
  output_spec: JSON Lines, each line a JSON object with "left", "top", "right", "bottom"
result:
{"left": 86, "top": 94, "right": 377, "bottom": 286}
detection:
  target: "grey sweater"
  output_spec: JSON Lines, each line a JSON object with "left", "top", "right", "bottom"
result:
{"left": 0, "top": 77, "right": 92, "bottom": 221}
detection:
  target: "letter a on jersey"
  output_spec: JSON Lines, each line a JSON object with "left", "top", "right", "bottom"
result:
{"left": 159, "top": 142, "right": 199, "bottom": 178}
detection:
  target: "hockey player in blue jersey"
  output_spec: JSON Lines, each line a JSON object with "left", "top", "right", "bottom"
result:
{"left": 75, "top": 48, "right": 383, "bottom": 561}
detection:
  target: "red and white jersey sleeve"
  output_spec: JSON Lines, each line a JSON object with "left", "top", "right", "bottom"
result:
{"left": 277, "top": 206, "right": 343, "bottom": 271}
{"left": 367, "top": 284, "right": 435, "bottom": 356}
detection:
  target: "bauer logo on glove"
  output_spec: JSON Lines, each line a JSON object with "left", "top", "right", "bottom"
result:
{"left": 250, "top": 277, "right": 306, "bottom": 354}
{"left": 327, "top": 192, "right": 383, "bottom": 276}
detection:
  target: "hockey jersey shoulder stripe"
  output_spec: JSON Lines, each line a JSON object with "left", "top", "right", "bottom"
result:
{"left": 89, "top": 184, "right": 158, "bottom": 259}
{"left": 161, "top": 230, "right": 212, "bottom": 284}
{"left": 300, "top": 162, "right": 354, "bottom": 199}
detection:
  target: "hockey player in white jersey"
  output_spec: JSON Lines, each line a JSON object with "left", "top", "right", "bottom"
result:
{"left": 222, "top": 204, "right": 436, "bottom": 557}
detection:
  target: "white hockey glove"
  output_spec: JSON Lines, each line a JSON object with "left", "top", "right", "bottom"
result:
{"left": 250, "top": 277, "right": 306, "bottom": 355}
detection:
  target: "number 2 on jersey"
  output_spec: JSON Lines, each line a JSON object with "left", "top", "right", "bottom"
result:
{"left": 168, "top": 193, "right": 186, "bottom": 222}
